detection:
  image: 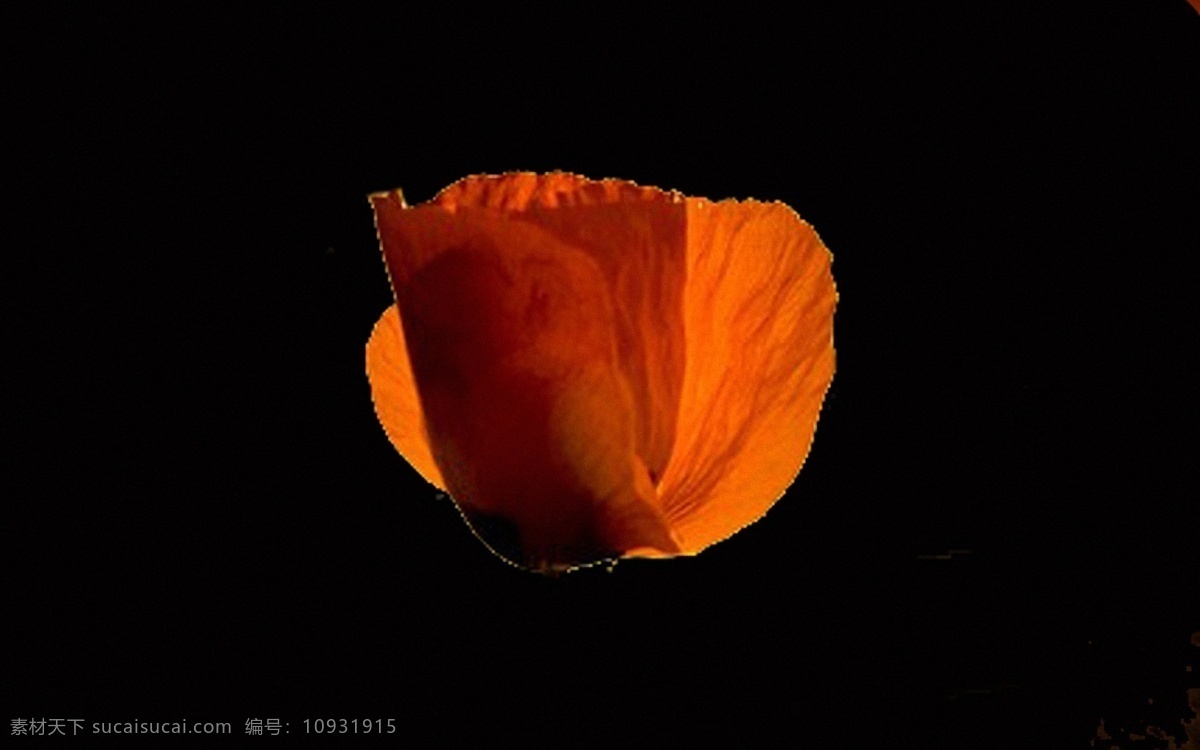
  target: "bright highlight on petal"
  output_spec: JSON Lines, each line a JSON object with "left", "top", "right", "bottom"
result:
{"left": 366, "top": 173, "right": 836, "bottom": 572}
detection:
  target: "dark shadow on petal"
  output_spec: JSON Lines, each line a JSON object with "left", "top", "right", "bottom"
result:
{"left": 461, "top": 506, "right": 623, "bottom": 575}
{"left": 462, "top": 508, "right": 525, "bottom": 567}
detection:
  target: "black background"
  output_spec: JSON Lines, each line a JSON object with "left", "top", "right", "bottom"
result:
{"left": 9, "top": 3, "right": 1199, "bottom": 747}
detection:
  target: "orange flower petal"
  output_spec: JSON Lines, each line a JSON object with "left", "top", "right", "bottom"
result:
{"left": 658, "top": 198, "right": 836, "bottom": 553}
{"left": 365, "top": 303, "right": 446, "bottom": 490}
{"left": 366, "top": 173, "right": 835, "bottom": 571}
